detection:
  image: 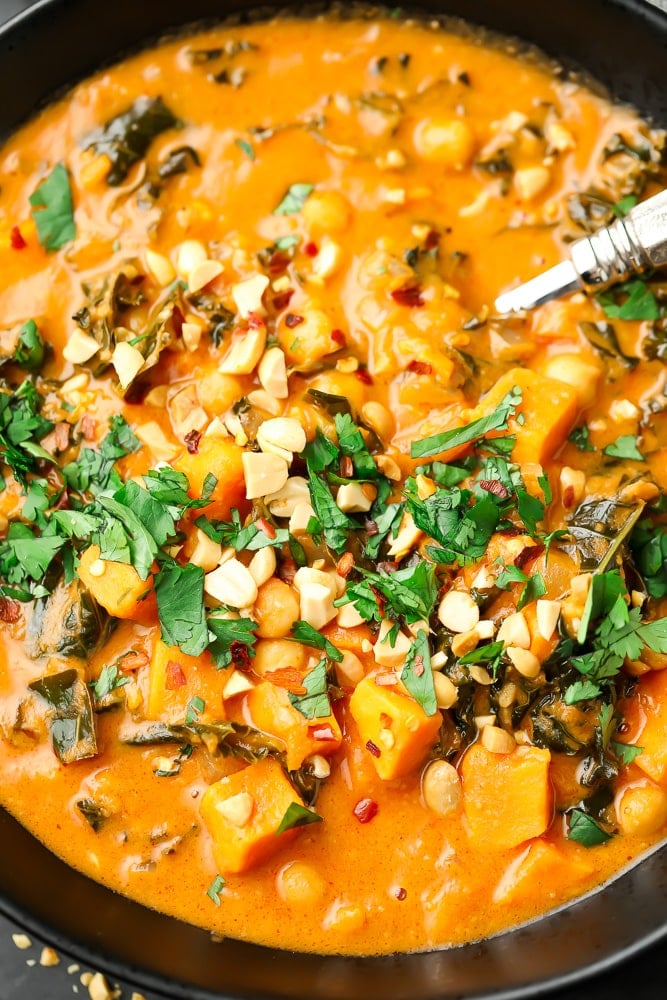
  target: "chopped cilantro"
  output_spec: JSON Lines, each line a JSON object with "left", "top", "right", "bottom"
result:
{"left": 597, "top": 279, "right": 660, "bottom": 322}
{"left": 306, "top": 467, "right": 355, "bottom": 553}
{"left": 288, "top": 658, "right": 331, "bottom": 719}
{"left": 401, "top": 630, "right": 437, "bottom": 715}
{"left": 90, "top": 664, "right": 129, "bottom": 701}
{"left": 274, "top": 183, "right": 314, "bottom": 215}
{"left": 517, "top": 571, "right": 547, "bottom": 610}
{"left": 185, "top": 695, "right": 206, "bottom": 725}
{"left": 410, "top": 386, "right": 522, "bottom": 459}
{"left": 155, "top": 562, "right": 208, "bottom": 656}
{"left": 276, "top": 802, "right": 323, "bottom": 835}
{"left": 603, "top": 434, "right": 644, "bottom": 461}
{"left": 459, "top": 640, "right": 504, "bottom": 677}
{"left": 235, "top": 138, "right": 256, "bottom": 160}
{"left": 613, "top": 194, "right": 638, "bottom": 218}
{"left": 339, "top": 561, "right": 438, "bottom": 624}
{"left": 207, "top": 874, "right": 226, "bottom": 905}
{"left": 290, "top": 620, "right": 343, "bottom": 662}
{"left": 612, "top": 740, "right": 643, "bottom": 765}
{"left": 207, "top": 613, "right": 257, "bottom": 669}
{"left": 567, "top": 809, "right": 612, "bottom": 847}
{"left": 568, "top": 424, "right": 595, "bottom": 452}
{"left": 14, "top": 320, "right": 46, "bottom": 371}
{"left": 29, "top": 163, "right": 76, "bottom": 251}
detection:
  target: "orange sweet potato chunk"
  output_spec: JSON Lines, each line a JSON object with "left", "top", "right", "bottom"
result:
{"left": 200, "top": 758, "right": 305, "bottom": 874}
{"left": 146, "top": 637, "right": 227, "bottom": 725}
{"left": 78, "top": 544, "right": 156, "bottom": 624}
{"left": 618, "top": 669, "right": 667, "bottom": 785}
{"left": 473, "top": 368, "right": 579, "bottom": 466}
{"left": 173, "top": 435, "right": 247, "bottom": 519}
{"left": 492, "top": 839, "right": 593, "bottom": 905}
{"left": 245, "top": 681, "right": 342, "bottom": 771}
{"left": 461, "top": 744, "right": 552, "bottom": 850}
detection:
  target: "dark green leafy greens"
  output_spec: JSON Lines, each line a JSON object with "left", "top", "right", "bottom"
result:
{"left": 29, "top": 163, "right": 76, "bottom": 250}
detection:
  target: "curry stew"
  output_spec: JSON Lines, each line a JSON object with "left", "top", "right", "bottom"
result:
{"left": 0, "top": 14, "right": 666, "bottom": 956}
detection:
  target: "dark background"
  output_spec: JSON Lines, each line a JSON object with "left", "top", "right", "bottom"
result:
{"left": 0, "top": 0, "right": 665, "bottom": 997}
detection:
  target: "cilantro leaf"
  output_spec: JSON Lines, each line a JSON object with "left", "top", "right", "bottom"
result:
{"left": 597, "top": 279, "right": 660, "bottom": 322}
{"left": 185, "top": 695, "right": 206, "bottom": 725}
{"left": 613, "top": 194, "right": 637, "bottom": 218}
{"left": 96, "top": 496, "right": 158, "bottom": 580}
{"left": 207, "top": 613, "right": 257, "bottom": 669}
{"left": 235, "top": 138, "right": 256, "bottom": 160}
{"left": 306, "top": 468, "right": 355, "bottom": 553}
{"left": 340, "top": 561, "right": 438, "bottom": 624}
{"left": 288, "top": 658, "right": 331, "bottom": 719}
{"left": 155, "top": 562, "right": 208, "bottom": 656}
{"left": 410, "top": 386, "right": 522, "bottom": 459}
{"left": 401, "top": 629, "right": 437, "bottom": 715}
{"left": 517, "top": 572, "right": 547, "bottom": 611}
{"left": 29, "top": 163, "right": 76, "bottom": 251}
{"left": 611, "top": 740, "right": 643, "bottom": 765}
{"left": 114, "top": 479, "right": 178, "bottom": 547}
{"left": 302, "top": 430, "right": 339, "bottom": 472}
{"left": 603, "top": 434, "right": 644, "bottom": 461}
{"left": 364, "top": 501, "right": 403, "bottom": 561}
{"left": 564, "top": 679, "right": 603, "bottom": 704}
{"left": 459, "top": 640, "right": 504, "bottom": 677}
{"left": 276, "top": 802, "right": 323, "bottom": 835}
{"left": 14, "top": 320, "right": 46, "bottom": 371}
{"left": 274, "top": 183, "right": 314, "bottom": 215}
{"left": 577, "top": 570, "right": 626, "bottom": 643}
{"left": 207, "top": 874, "right": 226, "bottom": 906}
{"left": 515, "top": 487, "right": 545, "bottom": 534}
{"left": 0, "top": 524, "right": 65, "bottom": 585}
{"left": 567, "top": 809, "right": 612, "bottom": 847}
{"left": 334, "top": 413, "right": 378, "bottom": 479}
{"left": 569, "top": 424, "right": 595, "bottom": 452}
{"left": 290, "top": 620, "right": 343, "bottom": 662}
{"left": 90, "top": 664, "right": 129, "bottom": 701}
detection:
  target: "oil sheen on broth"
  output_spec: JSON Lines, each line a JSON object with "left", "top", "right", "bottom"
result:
{"left": 0, "top": 14, "right": 666, "bottom": 956}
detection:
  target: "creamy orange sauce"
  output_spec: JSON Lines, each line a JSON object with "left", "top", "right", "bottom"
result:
{"left": 0, "top": 14, "right": 666, "bottom": 957}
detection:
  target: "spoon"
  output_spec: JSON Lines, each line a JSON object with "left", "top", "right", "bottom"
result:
{"left": 494, "top": 188, "right": 667, "bottom": 313}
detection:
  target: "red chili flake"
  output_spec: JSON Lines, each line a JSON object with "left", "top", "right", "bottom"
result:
{"left": 165, "top": 661, "right": 187, "bottom": 690}
{"left": 364, "top": 518, "right": 379, "bottom": 536}
{"left": 171, "top": 305, "right": 184, "bottom": 339}
{"left": 498, "top": 525, "right": 523, "bottom": 538}
{"left": 119, "top": 650, "right": 150, "bottom": 672}
{"left": 377, "top": 561, "right": 398, "bottom": 574}
{"left": 311, "top": 724, "right": 336, "bottom": 741}
{"left": 247, "top": 311, "right": 265, "bottom": 329}
{"left": 424, "top": 229, "right": 440, "bottom": 250}
{"left": 267, "top": 250, "right": 290, "bottom": 276}
{"left": 514, "top": 543, "right": 545, "bottom": 570}
{"left": 355, "top": 367, "right": 373, "bottom": 385}
{"left": 81, "top": 414, "right": 97, "bottom": 441}
{"left": 407, "top": 359, "right": 432, "bottom": 375}
{"left": 304, "top": 241, "right": 318, "bottom": 258}
{"left": 272, "top": 289, "right": 294, "bottom": 311}
{"left": 184, "top": 429, "right": 202, "bottom": 454}
{"left": 562, "top": 485, "right": 575, "bottom": 510}
{"left": 395, "top": 887, "right": 407, "bottom": 901}
{"left": 285, "top": 313, "right": 305, "bottom": 329}
{"left": 0, "top": 597, "right": 21, "bottom": 624}
{"left": 53, "top": 422, "right": 70, "bottom": 452}
{"left": 278, "top": 557, "right": 297, "bottom": 585}
{"left": 230, "top": 642, "right": 252, "bottom": 671}
{"left": 331, "top": 328, "right": 346, "bottom": 346}
{"left": 340, "top": 455, "right": 354, "bottom": 479}
{"left": 266, "top": 667, "right": 307, "bottom": 695}
{"left": 413, "top": 654, "right": 425, "bottom": 678}
{"left": 479, "top": 479, "right": 509, "bottom": 499}
{"left": 391, "top": 284, "right": 424, "bottom": 308}
{"left": 336, "top": 552, "right": 354, "bottom": 578}
{"left": 353, "top": 797, "right": 379, "bottom": 824}
{"left": 10, "top": 225, "right": 27, "bottom": 250}
{"left": 365, "top": 740, "right": 381, "bottom": 758}
{"left": 256, "top": 517, "right": 276, "bottom": 539}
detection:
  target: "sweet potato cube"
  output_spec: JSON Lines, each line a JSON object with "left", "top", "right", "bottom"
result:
{"left": 245, "top": 681, "right": 342, "bottom": 771}
{"left": 147, "top": 638, "right": 226, "bottom": 725}
{"left": 474, "top": 368, "right": 579, "bottom": 466}
{"left": 492, "top": 839, "right": 593, "bottom": 905}
{"left": 348, "top": 675, "right": 442, "bottom": 781}
{"left": 173, "top": 435, "right": 247, "bottom": 519}
{"left": 461, "top": 744, "right": 552, "bottom": 850}
{"left": 200, "top": 758, "right": 305, "bottom": 874}
{"left": 619, "top": 669, "right": 667, "bottom": 785}
{"left": 78, "top": 544, "right": 156, "bottom": 623}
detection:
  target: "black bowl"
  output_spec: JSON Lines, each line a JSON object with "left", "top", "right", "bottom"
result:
{"left": 1, "top": 1, "right": 666, "bottom": 997}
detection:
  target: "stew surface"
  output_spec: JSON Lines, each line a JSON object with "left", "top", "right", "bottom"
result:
{"left": 0, "top": 13, "right": 667, "bottom": 956}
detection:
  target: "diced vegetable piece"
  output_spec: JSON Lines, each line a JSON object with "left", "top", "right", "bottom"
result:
{"left": 200, "top": 758, "right": 306, "bottom": 873}
{"left": 618, "top": 669, "right": 667, "bottom": 784}
{"left": 173, "top": 436, "right": 246, "bottom": 518}
{"left": 245, "top": 681, "right": 342, "bottom": 771}
{"left": 348, "top": 675, "right": 442, "bottom": 780}
{"left": 461, "top": 744, "right": 552, "bottom": 850}
{"left": 28, "top": 577, "right": 110, "bottom": 659}
{"left": 523, "top": 601, "right": 559, "bottom": 663}
{"left": 78, "top": 544, "right": 156, "bottom": 623}
{"left": 29, "top": 669, "right": 97, "bottom": 764}
{"left": 492, "top": 839, "right": 592, "bottom": 905}
{"left": 473, "top": 368, "right": 579, "bottom": 465}
{"left": 146, "top": 637, "right": 227, "bottom": 725}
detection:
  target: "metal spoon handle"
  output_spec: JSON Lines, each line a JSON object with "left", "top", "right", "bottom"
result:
{"left": 571, "top": 189, "right": 667, "bottom": 291}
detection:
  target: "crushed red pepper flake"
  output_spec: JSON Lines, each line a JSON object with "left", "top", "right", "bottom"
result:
{"left": 285, "top": 312, "right": 304, "bottom": 328}
{"left": 0, "top": 597, "right": 22, "bottom": 624}
{"left": 256, "top": 517, "right": 277, "bottom": 539}
{"left": 272, "top": 289, "right": 294, "bottom": 311}
{"left": 395, "top": 887, "right": 407, "bottom": 901}
{"left": 303, "top": 240, "right": 318, "bottom": 257}
{"left": 331, "top": 328, "right": 346, "bottom": 346}
{"left": 353, "top": 797, "right": 379, "bottom": 823}
{"left": 355, "top": 367, "right": 373, "bottom": 385}
{"left": 479, "top": 479, "right": 509, "bottom": 499}
{"left": 266, "top": 667, "right": 307, "bottom": 695}
{"left": 391, "top": 283, "right": 424, "bottom": 307}
{"left": 514, "top": 542, "right": 545, "bottom": 570}
{"left": 10, "top": 225, "right": 27, "bottom": 249}
{"left": 366, "top": 739, "right": 381, "bottom": 758}
{"left": 407, "top": 359, "right": 432, "bottom": 375}
{"left": 184, "top": 429, "right": 202, "bottom": 454}
{"left": 165, "top": 661, "right": 187, "bottom": 689}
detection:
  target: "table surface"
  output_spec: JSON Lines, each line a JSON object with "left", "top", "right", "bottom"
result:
{"left": 0, "top": 0, "right": 666, "bottom": 997}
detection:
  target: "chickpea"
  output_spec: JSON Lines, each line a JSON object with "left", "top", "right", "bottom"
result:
{"left": 197, "top": 371, "right": 246, "bottom": 416}
{"left": 277, "top": 861, "right": 326, "bottom": 905}
{"left": 542, "top": 354, "right": 602, "bottom": 408}
{"left": 302, "top": 190, "right": 351, "bottom": 234}
{"left": 309, "top": 371, "right": 368, "bottom": 414}
{"left": 253, "top": 578, "right": 300, "bottom": 638}
{"left": 324, "top": 902, "right": 366, "bottom": 934}
{"left": 413, "top": 117, "right": 475, "bottom": 168}
{"left": 278, "top": 308, "right": 337, "bottom": 369}
{"left": 616, "top": 782, "right": 667, "bottom": 837}
{"left": 421, "top": 759, "right": 462, "bottom": 817}
{"left": 253, "top": 638, "right": 308, "bottom": 676}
